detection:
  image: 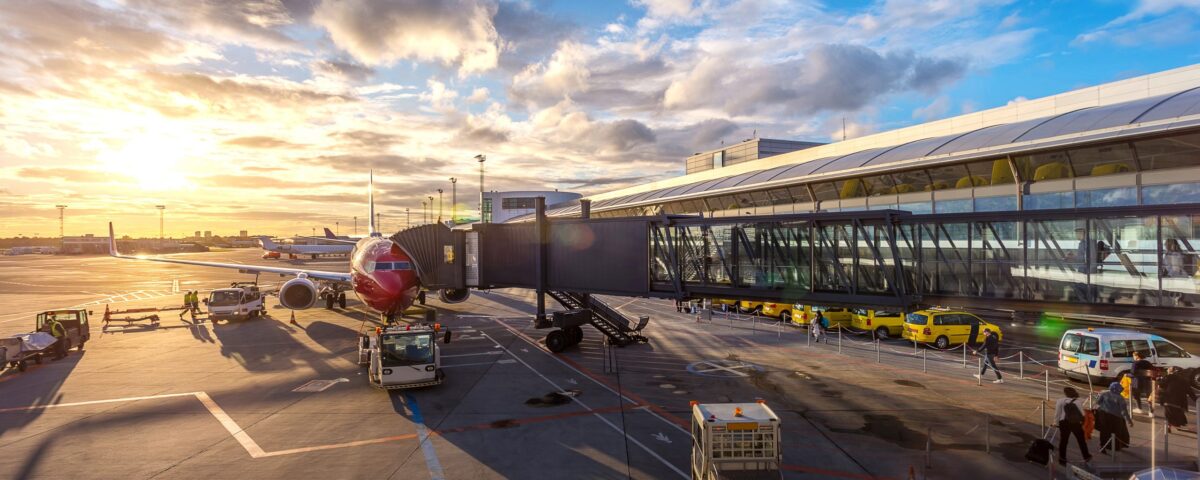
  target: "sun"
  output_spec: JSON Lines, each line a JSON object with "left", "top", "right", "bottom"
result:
{"left": 97, "top": 136, "right": 191, "bottom": 190}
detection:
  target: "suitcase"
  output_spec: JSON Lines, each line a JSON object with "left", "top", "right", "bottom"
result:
{"left": 1025, "top": 438, "right": 1054, "bottom": 465}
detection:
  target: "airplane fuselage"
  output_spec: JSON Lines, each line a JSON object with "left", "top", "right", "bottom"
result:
{"left": 349, "top": 236, "right": 420, "bottom": 315}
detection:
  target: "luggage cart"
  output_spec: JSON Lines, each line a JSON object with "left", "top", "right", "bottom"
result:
{"left": 0, "top": 333, "right": 57, "bottom": 372}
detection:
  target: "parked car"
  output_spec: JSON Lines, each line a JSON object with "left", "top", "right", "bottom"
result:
{"left": 1058, "top": 328, "right": 1200, "bottom": 388}
{"left": 851, "top": 309, "right": 905, "bottom": 339}
{"left": 902, "top": 308, "right": 1003, "bottom": 349}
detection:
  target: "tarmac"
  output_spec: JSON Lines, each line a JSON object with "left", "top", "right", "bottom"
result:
{"left": 0, "top": 250, "right": 1196, "bottom": 479}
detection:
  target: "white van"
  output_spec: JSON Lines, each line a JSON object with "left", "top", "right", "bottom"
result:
{"left": 1058, "top": 328, "right": 1200, "bottom": 388}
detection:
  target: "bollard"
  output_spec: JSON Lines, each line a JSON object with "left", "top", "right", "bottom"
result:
{"left": 977, "top": 357, "right": 982, "bottom": 386}
{"left": 985, "top": 414, "right": 991, "bottom": 454}
{"left": 838, "top": 327, "right": 842, "bottom": 354}
{"left": 962, "top": 343, "right": 967, "bottom": 366}
{"left": 1040, "top": 402, "right": 1046, "bottom": 437}
{"left": 1044, "top": 369, "right": 1050, "bottom": 402}
{"left": 1019, "top": 351, "right": 1024, "bottom": 380}
{"left": 752, "top": 314, "right": 756, "bottom": 333}
{"left": 807, "top": 325, "right": 812, "bottom": 347}
{"left": 876, "top": 339, "right": 880, "bottom": 363}
{"left": 922, "top": 348, "right": 927, "bottom": 373}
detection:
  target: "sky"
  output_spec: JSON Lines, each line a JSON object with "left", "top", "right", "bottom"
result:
{"left": 2, "top": 0, "right": 1200, "bottom": 238}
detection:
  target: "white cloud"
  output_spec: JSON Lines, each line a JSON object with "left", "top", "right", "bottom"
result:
{"left": 467, "top": 87, "right": 491, "bottom": 103}
{"left": 913, "top": 95, "right": 951, "bottom": 121}
{"left": 312, "top": 0, "right": 501, "bottom": 75}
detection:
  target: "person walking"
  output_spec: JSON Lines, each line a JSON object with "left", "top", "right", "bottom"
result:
{"left": 1131, "top": 351, "right": 1155, "bottom": 414}
{"left": 811, "top": 311, "right": 826, "bottom": 343}
{"left": 973, "top": 329, "right": 1003, "bottom": 384}
{"left": 1056, "top": 386, "right": 1092, "bottom": 467}
{"left": 1095, "top": 382, "right": 1133, "bottom": 454}
{"left": 1161, "top": 366, "right": 1196, "bottom": 432}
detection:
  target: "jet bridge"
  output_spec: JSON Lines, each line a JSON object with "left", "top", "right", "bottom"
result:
{"left": 393, "top": 199, "right": 1200, "bottom": 349}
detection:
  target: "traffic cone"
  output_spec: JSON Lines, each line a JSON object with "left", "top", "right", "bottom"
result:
{"left": 290, "top": 311, "right": 298, "bottom": 325}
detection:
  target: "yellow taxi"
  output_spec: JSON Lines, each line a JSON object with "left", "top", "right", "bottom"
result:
{"left": 901, "top": 308, "right": 1003, "bottom": 349}
{"left": 851, "top": 309, "right": 905, "bottom": 339}
{"left": 786, "top": 305, "right": 853, "bottom": 327}
{"left": 736, "top": 301, "right": 790, "bottom": 318}
{"left": 710, "top": 298, "right": 739, "bottom": 308}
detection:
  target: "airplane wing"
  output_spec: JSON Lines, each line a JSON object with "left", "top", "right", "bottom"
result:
{"left": 108, "top": 223, "right": 352, "bottom": 283}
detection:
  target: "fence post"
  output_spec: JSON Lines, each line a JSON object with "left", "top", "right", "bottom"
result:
{"left": 962, "top": 344, "right": 967, "bottom": 367}
{"left": 1045, "top": 369, "right": 1050, "bottom": 402}
{"left": 977, "top": 357, "right": 982, "bottom": 386}
{"left": 1019, "top": 351, "right": 1024, "bottom": 380}
{"left": 1195, "top": 397, "right": 1199, "bottom": 466}
{"left": 838, "top": 327, "right": 842, "bottom": 354}
{"left": 807, "top": 325, "right": 811, "bottom": 347}
{"left": 1164, "top": 422, "right": 1170, "bottom": 463}
{"left": 922, "top": 348, "right": 927, "bottom": 373}
{"left": 876, "top": 339, "right": 880, "bottom": 363}
{"left": 924, "top": 426, "right": 932, "bottom": 472}
{"left": 1040, "top": 402, "right": 1046, "bottom": 437}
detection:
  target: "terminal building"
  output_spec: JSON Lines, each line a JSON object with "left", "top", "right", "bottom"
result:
{"left": 504, "top": 64, "right": 1200, "bottom": 320}
{"left": 483, "top": 190, "right": 581, "bottom": 224}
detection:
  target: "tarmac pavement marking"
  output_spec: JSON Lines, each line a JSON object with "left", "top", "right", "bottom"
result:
{"left": 480, "top": 330, "right": 689, "bottom": 479}
{"left": 402, "top": 393, "right": 445, "bottom": 480}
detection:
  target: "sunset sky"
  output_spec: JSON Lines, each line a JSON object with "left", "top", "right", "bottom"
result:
{"left": 2, "top": 0, "right": 1199, "bottom": 238}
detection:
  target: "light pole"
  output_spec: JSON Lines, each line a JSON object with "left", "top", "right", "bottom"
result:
{"left": 375, "top": 212, "right": 381, "bottom": 233}
{"left": 405, "top": 208, "right": 410, "bottom": 228}
{"left": 155, "top": 205, "right": 165, "bottom": 239}
{"left": 437, "top": 188, "right": 444, "bottom": 224}
{"left": 475, "top": 154, "right": 486, "bottom": 223}
{"left": 55, "top": 205, "right": 67, "bottom": 239}
{"left": 335, "top": 221, "right": 339, "bottom": 236}
{"left": 353, "top": 216, "right": 357, "bottom": 236}
{"left": 427, "top": 196, "right": 434, "bottom": 224}
{"left": 450, "top": 177, "right": 457, "bottom": 225}
{"left": 421, "top": 201, "right": 427, "bottom": 224}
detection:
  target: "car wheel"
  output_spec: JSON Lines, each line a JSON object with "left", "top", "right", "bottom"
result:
{"left": 546, "top": 330, "right": 568, "bottom": 353}
{"left": 77, "top": 340, "right": 85, "bottom": 351}
{"left": 781, "top": 311, "right": 791, "bottom": 324}
{"left": 1190, "top": 369, "right": 1200, "bottom": 390}
{"left": 935, "top": 336, "right": 950, "bottom": 349}
{"left": 17, "top": 360, "right": 26, "bottom": 372}
{"left": 875, "top": 327, "right": 889, "bottom": 340}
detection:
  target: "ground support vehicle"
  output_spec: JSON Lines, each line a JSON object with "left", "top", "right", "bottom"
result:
{"left": 1058, "top": 328, "right": 1200, "bottom": 388}
{"left": 36, "top": 309, "right": 91, "bottom": 352}
{"left": 901, "top": 307, "right": 1003, "bottom": 349}
{"left": 359, "top": 323, "right": 451, "bottom": 389}
{"left": 690, "top": 401, "right": 782, "bottom": 480}
{"left": 0, "top": 333, "right": 56, "bottom": 372}
{"left": 204, "top": 282, "right": 268, "bottom": 320}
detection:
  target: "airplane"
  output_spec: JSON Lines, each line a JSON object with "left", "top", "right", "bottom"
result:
{"left": 107, "top": 172, "right": 469, "bottom": 323}
{"left": 257, "top": 235, "right": 352, "bottom": 260}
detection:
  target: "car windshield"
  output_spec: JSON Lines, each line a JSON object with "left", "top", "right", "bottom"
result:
{"left": 208, "top": 291, "right": 242, "bottom": 307}
{"left": 906, "top": 313, "right": 928, "bottom": 325}
{"left": 1154, "top": 339, "right": 1187, "bottom": 358}
{"left": 380, "top": 333, "right": 434, "bottom": 367}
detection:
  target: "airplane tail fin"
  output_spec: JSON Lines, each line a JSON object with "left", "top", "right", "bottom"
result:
{"left": 107, "top": 222, "right": 121, "bottom": 257}
{"left": 323, "top": 227, "right": 337, "bottom": 239}
{"left": 368, "top": 170, "right": 378, "bottom": 236}
{"left": 257, "top": 236, "right": 278, "bottom": 250}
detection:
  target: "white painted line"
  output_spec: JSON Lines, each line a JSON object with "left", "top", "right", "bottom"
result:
{"left": 195, "top": 392, "right": 268, "bottom": 458}
{"left": 480, "top": 331, "right": 688, "bottom": 479}
{"left": 441, "top": 351, "right": 502, "bottom": 358}
{"left": 0, "top": 392, "right": 201, "bottom": 413}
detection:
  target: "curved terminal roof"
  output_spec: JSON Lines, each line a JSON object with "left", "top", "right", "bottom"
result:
{"left": 589, "top": 85, "right": 1200, "bottom": 212}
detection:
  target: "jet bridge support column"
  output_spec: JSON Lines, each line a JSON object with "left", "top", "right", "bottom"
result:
{"left": 534, "top": 197, "right": 549, "bottom": 328}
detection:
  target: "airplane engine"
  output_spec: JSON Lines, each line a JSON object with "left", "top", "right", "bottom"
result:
{"left": 438, "top": 288, "right": 470, "bottom": 304}
{"left": 279, "top": 277, "right": 319, "bottom": 310}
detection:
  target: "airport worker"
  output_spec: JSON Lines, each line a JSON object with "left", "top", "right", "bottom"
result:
{"left": 1161, "top": 366, "right": 1195, "bottom": 431}
{"left": 183, "top": 291, "right": 191, "bottom": 309}
{"left": 1055, "top": 386, "right": 1092, "bottom": 467}
{"left": 1095, "top": 382, "right": 1133, "bottom": 453}
{"left": 1131, "top": 351, "right": 1154, "bottom": 414}
{"left": 46, "top": 318, "right": 67, "bottom": 360}
{"left": 812, "top": 311, "right": 827, "bottom": 343}
{"left": 973, "top": 329, "right": 1003, "bottom": 383}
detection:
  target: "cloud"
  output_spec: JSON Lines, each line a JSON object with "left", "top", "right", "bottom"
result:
{"left": 222, "top": 136, "right": 304, "bottom": 148}
{"left": 128, "top": 0, "right": 301, "bottom": 49}
{"left": 663, "top": 43, "right": 966, "bottom": 116}
{"left": 556, "top": 175, "right": 647, "bottom": 188}
{"left": 312, "top": 0, "right": 501, "bottom": 75}
{"left": 1074, "top": 0, "right": 1200, "bottom": 45}
{"left": 198, "top": 174, "right": 294, "bottom": 188}
{"left": 18, "top": 167, "right": 132, "bottom": 183}
{"left": 311, "top": 59, "right": 374, "bottom": 82}
{"left": 142, "top": 72, "right": 356, "bottom": 118}
{"left": 913, "top": 95, "right": 952, "bottom": 121}
{"left": 300, "top": 154, "right": 446, "bottom": 174}
{"left": 531, "top": 99, "right": 656, "bottom": 155}
{"left": 467, "top": 87, "right": 490, "bottom": 104}
{"left": 328, "top": 130, "right": 406, "bottom": 149}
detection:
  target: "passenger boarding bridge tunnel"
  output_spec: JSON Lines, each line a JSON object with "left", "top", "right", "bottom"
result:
{"left": 393, "top": 199, "right": 1200, "bottom": 346}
